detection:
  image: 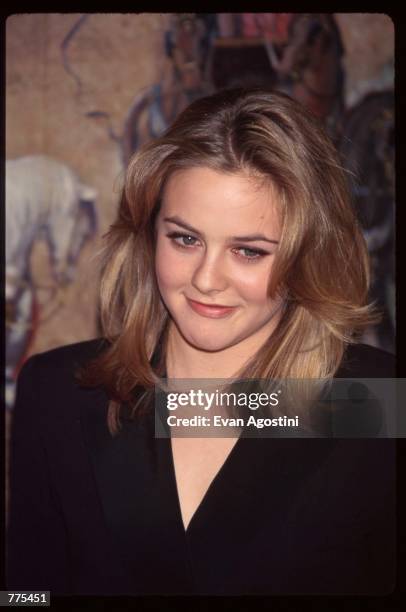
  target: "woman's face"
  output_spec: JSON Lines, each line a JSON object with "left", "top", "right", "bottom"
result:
{"left": 155, "top": 167, "right": 283, "bottom": 353}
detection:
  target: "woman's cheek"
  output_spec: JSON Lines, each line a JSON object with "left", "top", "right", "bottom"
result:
{"left": 156, "top": 246, "right": 187, "bottom": 288}
{"left": 234, "top": 269, "right": 270, "bottom": 302}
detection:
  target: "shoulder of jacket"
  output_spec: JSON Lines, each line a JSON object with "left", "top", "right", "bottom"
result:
{"left": 17, "top": 338, "right": 109, "bottom": 396}
{"left": 15, "top": 338, "right": 110, "bottom": 427}
{"left": 26, "top": 337, "right": 108, "bottom": 371}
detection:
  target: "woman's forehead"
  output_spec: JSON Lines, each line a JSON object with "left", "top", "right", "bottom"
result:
{"left": 159, "top": 167, "right": 281, "bottom": 236}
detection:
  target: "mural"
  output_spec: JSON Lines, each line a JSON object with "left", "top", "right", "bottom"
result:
{"left": 5, "top": 14, "right": 395, "bottom": 410}
{"left": 83, "top": 14, "right": 216, "bottom": 164}
{"left": 5, "top": 155, "right": 97, "bottom": 407}
{"left": 116, "top": 13, "right": 345, "bottom": 153}
{"left": 339, "top": 91, "right": 395, "bottom": 351}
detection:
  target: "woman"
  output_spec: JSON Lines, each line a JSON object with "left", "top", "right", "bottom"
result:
{"left": 7, "top": 88, "right": 396, "bottom": 596}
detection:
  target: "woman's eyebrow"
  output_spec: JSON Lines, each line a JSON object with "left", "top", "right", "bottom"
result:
{"left": 230, "top": 234, "right": 279, "bottom": 244}
{"left": 163, "top": 215, "right": 279, "bottom": 244}
{"left": 164, "top": 216, "right": 201, "bottom": 235}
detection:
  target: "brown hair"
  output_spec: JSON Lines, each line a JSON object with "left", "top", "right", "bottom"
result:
{"left": 78, "top": 88, "right": 378, "bottom": 433}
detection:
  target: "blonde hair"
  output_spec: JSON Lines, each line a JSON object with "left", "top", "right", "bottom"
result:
{"left": 78, "top": 88, "right": 378, "bottom": 433}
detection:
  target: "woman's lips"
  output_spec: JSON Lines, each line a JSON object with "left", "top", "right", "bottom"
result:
{"left": 186, "top": 298, "right": 237, "bottom": 318}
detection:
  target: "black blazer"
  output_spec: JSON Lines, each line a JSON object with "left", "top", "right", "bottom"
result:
{"left": 7, "top": 340, "right": 396, "bottom": 596}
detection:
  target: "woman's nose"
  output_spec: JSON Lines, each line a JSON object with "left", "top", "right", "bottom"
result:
{"left": 191, "top": 251, "right": 228, "bottom": 295}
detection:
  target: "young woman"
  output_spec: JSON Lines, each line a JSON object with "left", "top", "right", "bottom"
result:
{"left": 7, "top": 88, "right": 396, "bottom": 596}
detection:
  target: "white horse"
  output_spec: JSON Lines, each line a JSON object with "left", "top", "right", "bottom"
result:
{"left": 6, "top": 155, "right": 97, "bottom": 405}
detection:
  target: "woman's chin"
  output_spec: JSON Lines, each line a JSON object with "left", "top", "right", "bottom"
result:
{"left": 183, "top": 333, "right": 233, "bottom": 354}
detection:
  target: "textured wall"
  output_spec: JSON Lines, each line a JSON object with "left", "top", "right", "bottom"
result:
{"left": 7, "top": 13, "right": 169, "bottom": 353}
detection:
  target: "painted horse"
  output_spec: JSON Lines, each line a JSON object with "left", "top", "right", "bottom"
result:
{"left": 6, "top": 155, "right": 97, "bottom": 405}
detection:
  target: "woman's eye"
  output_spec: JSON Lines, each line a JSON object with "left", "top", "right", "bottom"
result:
{"left": 233, "top": 247, "right": 268, "bottom": 261}
{"left": 167, "top": 232, "right": 199, "bottom": 248}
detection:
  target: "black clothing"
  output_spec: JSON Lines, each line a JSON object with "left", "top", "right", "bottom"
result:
{"left": 7, "top": 340, "right": 396, "bottom": 595}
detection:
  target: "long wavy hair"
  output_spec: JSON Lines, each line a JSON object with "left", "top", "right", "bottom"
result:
{"left": 78, "top": 88, "right": 378, "bottom": 434}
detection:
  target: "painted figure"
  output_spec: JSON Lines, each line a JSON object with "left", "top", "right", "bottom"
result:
{"left": 6, "top": 155, "right": 97, "bottom": 406}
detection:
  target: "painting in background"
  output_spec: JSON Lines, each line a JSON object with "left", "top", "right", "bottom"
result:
{"left": 5, "top": 156, "right": 97, "bottom": 407}
{"left": 5, "top": 13, "right": 395, "bottom": 410}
